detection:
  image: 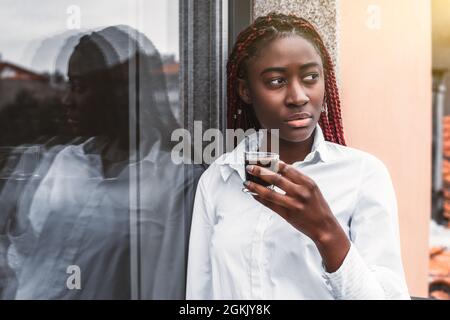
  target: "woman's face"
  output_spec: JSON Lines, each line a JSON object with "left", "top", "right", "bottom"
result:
{"left": 62, "top": 49, "right": 107, "bottom": 136}
{"left": 239, "top": 35, "right": 325, "bottom": 143}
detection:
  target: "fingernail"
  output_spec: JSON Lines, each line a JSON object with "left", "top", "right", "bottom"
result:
{"left": 246, "top": 165, "right": 254, "bottom": 173}
{"left": 243, "top": 180, "right": 250, "bottom": 187}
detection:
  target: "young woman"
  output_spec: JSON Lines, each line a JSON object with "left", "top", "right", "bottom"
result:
{"left": 186, "top": 13, "right": 410, "bottom": 299}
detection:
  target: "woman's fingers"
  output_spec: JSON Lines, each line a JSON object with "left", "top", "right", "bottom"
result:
{"left": 246, "top": 164, "right": 294, "bottom": 192}
{"left": 253, "top": 195, "right": 291, "bottom": 221}
{"left": 277, "top": 161, "right": 317, "bottom": 190}
{"left": 244, "top": 179, "right": 298, "bottom": 211}
{"left": 246, "top": 164, "right": 310, "bottom": 198}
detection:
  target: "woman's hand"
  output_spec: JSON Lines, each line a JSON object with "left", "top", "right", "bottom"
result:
{"left": 245, "top": 161, "right": 335, "bottom": 241}
{"left": 244, "top": 161, "right": 350, "bottom": 272}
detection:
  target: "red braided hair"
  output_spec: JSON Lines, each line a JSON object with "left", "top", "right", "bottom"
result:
{"left": 227, "top": 13, "right": 346, "bottom": 146}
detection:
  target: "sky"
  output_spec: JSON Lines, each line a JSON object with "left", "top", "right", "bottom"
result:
{"left": 0, "top": 0, "right": 179, "bottom": 72}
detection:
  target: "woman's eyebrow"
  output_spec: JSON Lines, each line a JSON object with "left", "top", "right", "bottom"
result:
{"left": 299, "top": 62, "right": 321, "bottom": 71}
{"left": 260, "top": 67, "right": 286, "bottom": 76}
{"left": 260, "top": 62, "right": 322, "bottom": 76}
{"left": 68, "top": 74, "right": 81, "bottom": 81}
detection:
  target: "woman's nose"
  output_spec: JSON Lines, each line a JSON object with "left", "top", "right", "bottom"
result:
{"left": 285, "top": 80, "right": 309, "bottom": 107}
{"left": 62, "top": 90, "right": 73, "bottom": 108}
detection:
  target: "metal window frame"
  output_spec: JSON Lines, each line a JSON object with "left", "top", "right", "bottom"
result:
{"left": 180, "top": 0, "right": 253, "bottom": 139}
{"left": 228, "top": 0, "right": 253, "bottom": 52}
{"left": 432, "top": 69, "right": 448, "bottom": 225}
{"left": 180, "top": 0, "right": 228, "bottom": 138}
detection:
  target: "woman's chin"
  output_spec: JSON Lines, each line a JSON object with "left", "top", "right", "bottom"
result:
{"left": 279, "top": 126, "right": 315, "bottom": 143}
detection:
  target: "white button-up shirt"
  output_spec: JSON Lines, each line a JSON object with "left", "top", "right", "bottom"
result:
{"left": 186, "top": 125, "right": 410, "bottom": 300}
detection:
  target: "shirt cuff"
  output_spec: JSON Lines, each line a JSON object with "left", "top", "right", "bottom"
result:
{"left": 322, "top": 243, "right": 386, "bottom": 300}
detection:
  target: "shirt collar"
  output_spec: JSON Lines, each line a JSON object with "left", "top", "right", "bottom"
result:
{"left": 73, "top": 129, "right": 163, "bottom": 164}
{"left": 216, "top": 124, "right": 331, "bottom": 182}
{"left": 305, "top": 124, "right": 330, "bottom": 163}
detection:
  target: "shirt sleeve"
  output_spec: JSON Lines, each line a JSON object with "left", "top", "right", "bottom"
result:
{"left": 186, "top": 174, "right": 214, "bottom": 299}
{"left": 323, "top": 155, "right": 410, "bottom": 300}
{"left": 0, "top": 149, "right": 55, "bottom": 279}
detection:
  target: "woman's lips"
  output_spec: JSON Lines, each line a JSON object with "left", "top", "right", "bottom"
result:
{"left": 67, "top": 118, "right": 80, "bottom": 126}
{"left": 285, "top": 117, "right": 313, "bottom": 128}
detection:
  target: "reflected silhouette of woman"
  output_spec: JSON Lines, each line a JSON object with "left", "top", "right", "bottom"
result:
{"left": 0, "top": 26, "right": 203, "bottom": 299}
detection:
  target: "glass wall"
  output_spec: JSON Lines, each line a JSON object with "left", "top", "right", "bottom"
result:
{"left": 0, "top": 0, "right": 210, "bottom": 299}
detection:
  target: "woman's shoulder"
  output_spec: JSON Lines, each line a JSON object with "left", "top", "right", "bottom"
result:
{"left": 195, "top": 152, "right": 239, "bottom": 189}
{"left": 197, "top": 155, "right": 226, "bottom": 181}
{"left": 324, "top": 141, "right": 390, "bottom": 174}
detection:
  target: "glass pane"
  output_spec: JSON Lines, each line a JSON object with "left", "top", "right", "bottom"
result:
{"left": 0, "top": 0, "right": 201, "bottom": 300}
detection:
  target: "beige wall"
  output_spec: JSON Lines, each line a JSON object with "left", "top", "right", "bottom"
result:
{"left": 339, "top": 0, "right": 432, "bottom": 297}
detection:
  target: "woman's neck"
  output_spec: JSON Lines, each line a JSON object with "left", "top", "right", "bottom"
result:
{"left": 279, "top": 136, "right": 314, "bottom": 164}
{"left": 263, "top": 130, "right": 316, "bottom": 165}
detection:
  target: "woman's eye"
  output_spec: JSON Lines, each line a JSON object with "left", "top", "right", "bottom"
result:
{"left": 303, "top": 73, "right": 320, "bottom": 83}
{"left": 268, "top": 78, "right": 285, "bottom": 86}
{"left": 70, "top": 81, "right": 86, "bottom": 93}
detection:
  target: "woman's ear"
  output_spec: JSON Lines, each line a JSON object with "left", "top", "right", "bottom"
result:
{"left": 238, "top": 79, "right": 252, "bottom": 105}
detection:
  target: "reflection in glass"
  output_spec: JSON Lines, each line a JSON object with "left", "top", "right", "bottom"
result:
{"left": 0, "top": 4, "right": 203, "bottom": 299}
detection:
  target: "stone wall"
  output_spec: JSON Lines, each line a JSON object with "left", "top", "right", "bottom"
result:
{"left": 253, "top": 0, "right": 339, "bottom": 75}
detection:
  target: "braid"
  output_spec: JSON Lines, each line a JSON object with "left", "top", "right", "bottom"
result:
{"left": 227, "top": 12, "right": 346, "bottom": 146}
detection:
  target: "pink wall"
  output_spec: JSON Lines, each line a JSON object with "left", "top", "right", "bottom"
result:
{"left": 339, "top": 0, "right": 432, "bottom": 297}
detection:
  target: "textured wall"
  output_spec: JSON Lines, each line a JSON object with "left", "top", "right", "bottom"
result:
{"left": 253, "top": 0, "right": 339, "bottom": 73}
